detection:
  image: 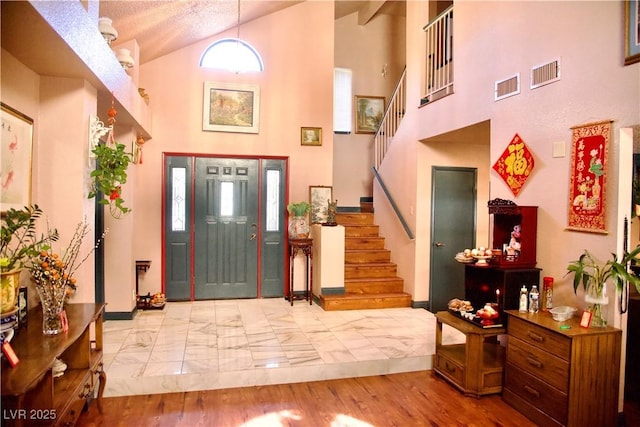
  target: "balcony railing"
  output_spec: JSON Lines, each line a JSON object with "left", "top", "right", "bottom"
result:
{"left": 374, "top": 66, "right": 406, "bottom": 169}
{"left": 423, "top": 6, "right": 454, "bottom": 104}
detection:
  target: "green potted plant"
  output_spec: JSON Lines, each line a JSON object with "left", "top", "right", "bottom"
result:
{"left": 565, "top": 245, "right": 640, "bottom": 327}
{"left": 89, "top": 141, "right": 134, "bottom": 218}
{"left": 287, "top": 201, "right": 311, "bottom": 239}
{"left": 1, "top": 205, "right": 58, "bottom": 314}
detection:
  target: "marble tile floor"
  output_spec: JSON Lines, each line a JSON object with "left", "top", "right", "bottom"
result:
{"left": 102, "top": 298, "right": 465, "bottom": 397}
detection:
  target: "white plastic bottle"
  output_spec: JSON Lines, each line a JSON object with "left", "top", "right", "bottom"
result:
{"left": 519, "top": 285, "right": 528, "bottom": 312}
{"left": 529, "top": 285, "right": 540, "bottom": 313}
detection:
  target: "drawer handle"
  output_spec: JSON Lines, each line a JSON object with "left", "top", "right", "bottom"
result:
{"left": 527, "top": 331, "right": 545, "bottom": 342}
{"left": 79, "top": 383, "right": 92, "bottom": 399}
{"left": 523, "top": 385, "right": 540, "bottom": 399}
{"left": 526, "top": 356, "right": 543, "bottom": 369}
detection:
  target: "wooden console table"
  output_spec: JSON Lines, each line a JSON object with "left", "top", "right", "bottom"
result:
{"left": 434, "top": 311, "right": 505, "bottom": 397}
{"left": 288, "top": 238, "right": 313, "bottom": 305}
{"left": 1, "top": 303, "right": 106, "bottom": 426}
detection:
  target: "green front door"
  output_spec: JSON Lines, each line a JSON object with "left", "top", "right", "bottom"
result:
{"left": 194, "top": 157, "right": 259, "bottom": 299}
{"left": 164, "top": 155, "right": 286, "bottom": 300}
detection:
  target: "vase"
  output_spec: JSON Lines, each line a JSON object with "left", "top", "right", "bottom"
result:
{"left": 288, "top": 216, "right": 310, "bottom": 239}
{"left": 36, "top": 286, "right": 65, "bottom": 335}
{"left": 584, "top": 281, "right": 608, "bottom": 327}
{"left": 0, "top": 269, "right": 21, "bottom": 314}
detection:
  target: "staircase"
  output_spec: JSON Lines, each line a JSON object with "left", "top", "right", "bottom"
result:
{"left": 318, "top": 212, "right": 412, "bottom": 311}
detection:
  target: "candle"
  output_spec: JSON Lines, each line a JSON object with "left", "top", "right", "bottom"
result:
{"left": 496, "top": 288, "right": 500, "bottom": 303}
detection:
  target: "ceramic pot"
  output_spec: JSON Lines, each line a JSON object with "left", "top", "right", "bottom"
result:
{"left": 288, "top": 216, "right": 310, "bottom": 239}
{"left": 0, "top": 269, "right": 21, "bottom": 314}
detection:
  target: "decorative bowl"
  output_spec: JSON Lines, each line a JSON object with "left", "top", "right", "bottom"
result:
{"left": 473, "top": 255, "right": 492, "bottom": 266}
{"left": 476, "top": 308, "right": 500, "bottom": 320}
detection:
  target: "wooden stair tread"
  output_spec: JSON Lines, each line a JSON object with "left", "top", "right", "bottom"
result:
{"left": 344, "top": 277, "right": 403, "bottom": 283}
{"left": 325, "top": 211, "right": 410, "bottom": 311}
{"left": 321, "top": 292, "right": 411, "bottom": 300}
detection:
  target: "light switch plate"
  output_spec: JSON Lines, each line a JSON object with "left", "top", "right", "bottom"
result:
{"left": 552, "top": 141, "right": 566, "bottom": 158}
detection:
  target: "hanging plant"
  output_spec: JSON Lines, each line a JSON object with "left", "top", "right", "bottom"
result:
{"left": 89, "top": 141, "right": 134, "bottom": 218}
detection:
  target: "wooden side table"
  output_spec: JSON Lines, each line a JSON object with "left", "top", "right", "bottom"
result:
{"left": 434, "top": 311, "right": 506, "bottom": 397}
{"left": 288, "top": 238, "right": 313, "bottom": 305}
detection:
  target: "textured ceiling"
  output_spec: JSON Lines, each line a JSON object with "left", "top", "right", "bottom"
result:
{"left": 99, "top": 1, "right": 376, "bottom": 65}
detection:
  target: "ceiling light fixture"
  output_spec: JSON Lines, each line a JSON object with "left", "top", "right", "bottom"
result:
{"left": 98, "top": 17, "right": 118, "bottom": 45}
{"left": 116, "top": 48, "right": 134, "bottom": 69}
{"left": 229, "top": 0, "right": 246, "bottom": 74}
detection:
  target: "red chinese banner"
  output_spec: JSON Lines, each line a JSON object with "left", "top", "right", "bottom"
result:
{"left": 492, "top": 133, "right": 535, "bottom": 197}
{"left": 567, "top": 120, "right": 611, "bottom": 234}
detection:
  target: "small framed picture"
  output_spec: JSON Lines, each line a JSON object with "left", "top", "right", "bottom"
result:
{"left": 579, "top": 310, "right": 593, "bottom": 328}
{"left": 301, "top": 127, "right": 322, "bottom": 146}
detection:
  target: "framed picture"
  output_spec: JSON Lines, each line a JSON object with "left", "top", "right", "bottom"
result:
{"left": 579, "top": 310, "right": 593, "bottom": 328}
{"left": 355, "top": 95, "right": 385, "bottom": 134}
{"left": 1, "top": 103, "right": 33, "bottom": 213}
{"left": 626, "top": 0, "right": 640, "bottom": 65}
{"left": 202, "top": 82, "right": 260, "bottom": 133}
{"left": 309, "top": 185, "right": 333, "bottom": 224}
{"left": 301, "top": 127, "right": 322, "bottom": 146}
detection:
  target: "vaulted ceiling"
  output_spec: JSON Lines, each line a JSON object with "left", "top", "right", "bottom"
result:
{"left": 98, "top": 0, "right": 404, "bottom": 64}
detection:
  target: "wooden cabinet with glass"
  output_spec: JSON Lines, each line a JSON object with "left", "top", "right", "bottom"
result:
{"left": 1, "top": 303, "right": 106, "bottom": 427}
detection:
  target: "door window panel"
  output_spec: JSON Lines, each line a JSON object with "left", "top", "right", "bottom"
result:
{"left": 172, "top": 167, "right": 186, "bottom": 231}
{"left": 220, "top": 181, "right": 234, "bottom": 216}
{"left": 266, "top": 169, "right": 280, "bottom": 231}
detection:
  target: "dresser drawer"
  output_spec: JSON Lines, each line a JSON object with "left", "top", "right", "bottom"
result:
{"left": 504, "top": 363, "right": 568, "bottom": 425}
{"left": 508, "top": 316, "right": 570, "bottom": 360}
{"left": 435, "top": 352, "right": 464, "bottom": 386}
{"left": 507, "top": 336, "right": 569, "bottom": 392}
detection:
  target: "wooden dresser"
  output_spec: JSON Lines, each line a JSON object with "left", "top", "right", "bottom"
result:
{"left": 503, "top": 310, "right": 621, "bottom": 427}
{"left": 1, "top": 303, "right": 106, "bottom": 426}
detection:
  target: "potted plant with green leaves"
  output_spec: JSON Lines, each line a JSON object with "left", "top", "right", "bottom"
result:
{"left": 287, "top": 201, "right": 311, "bottom": 239}
{"left": 1, "top": 205, "right": 58, "bottom": 314}
{"left": 565, "top": 245, "right": 640, "bottom": 327}
{"left": 89, "top": 141, "right": 134, "bottom": 218}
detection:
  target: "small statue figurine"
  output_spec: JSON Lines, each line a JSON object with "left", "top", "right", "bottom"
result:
{"left": 325, "top": 199, "right": 338, "bottom": 226}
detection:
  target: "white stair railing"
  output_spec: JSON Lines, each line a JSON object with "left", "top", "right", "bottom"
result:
{"left": 374, "top": 67, "right": 406, "bottom": 169}
{"left": 423, "top": 6, "right": 454, "bottom": 104}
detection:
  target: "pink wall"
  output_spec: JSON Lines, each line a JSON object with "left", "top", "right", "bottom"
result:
{"left": 133, "top": 1, "right": 335, "bottom": 296}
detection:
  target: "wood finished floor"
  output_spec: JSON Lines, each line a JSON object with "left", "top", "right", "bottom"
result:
{"left": 78, "top": 370, "right": 538, "bottom": 427}
{"left": 78, "top": 370, "right": 640, "bottom": 426}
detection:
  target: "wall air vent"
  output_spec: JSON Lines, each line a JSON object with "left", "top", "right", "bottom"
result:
{"left": 531, "top": 58, "right": 561, "bottom": 89}
{"left": 494, "top": 74, "right": 520, "bottom": 101}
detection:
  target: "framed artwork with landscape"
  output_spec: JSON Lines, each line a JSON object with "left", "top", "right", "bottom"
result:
{"left": 309, "top": 185, "right": 333, "bottom": 224}
{"left": 1, "top": 103, "right": 33, "bottom": 213}
{"left": 355, "top": 95, "right": 385, "bottom": 134}
{"left": 202, "top": 82, "right": 260, "bottom": 133}
{"left": 626, "top": 0, "right": 640, "bottom": 65}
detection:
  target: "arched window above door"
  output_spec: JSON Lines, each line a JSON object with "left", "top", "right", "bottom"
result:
{"left": 199, "top": 38, "right": 264, "bottom": 73}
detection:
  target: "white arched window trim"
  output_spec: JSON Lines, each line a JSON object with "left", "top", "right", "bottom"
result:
{"left": 199, "top": 38, "right": 264, "bottom": 73}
